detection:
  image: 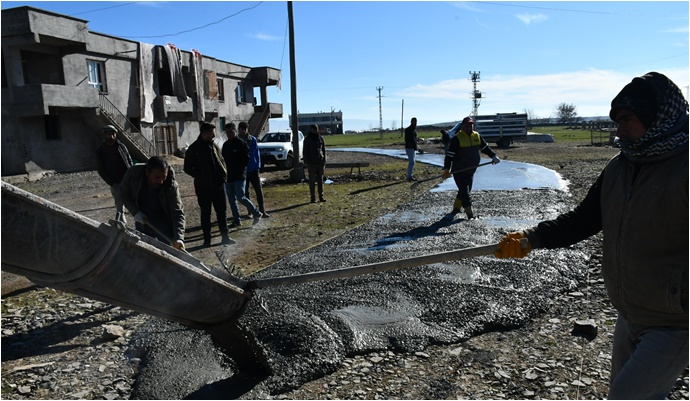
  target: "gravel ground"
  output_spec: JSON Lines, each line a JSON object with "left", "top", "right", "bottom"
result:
{"left": 2, "top": 143, "right": 688, "bottom": 400}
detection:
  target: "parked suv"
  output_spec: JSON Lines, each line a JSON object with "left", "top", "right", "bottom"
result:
{"left": 257, "top": 130, "right": 304, "bottom": 170}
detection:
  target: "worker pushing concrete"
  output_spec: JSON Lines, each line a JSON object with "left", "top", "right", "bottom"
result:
{"left": 442, "top": 116, "right": 500, "bottom": 219}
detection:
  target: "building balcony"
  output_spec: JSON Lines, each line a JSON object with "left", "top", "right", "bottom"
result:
{"left": 254, "top": 102, "right": 283, "bottom": 118}
{"left": 155, "top": 95, "right": 194, "bottom": 117}
{"left": 2, "top": 84, "right": 99, "bottom": 116}
{"left": 249, "top": 67, "right": 281, "bottom": 87}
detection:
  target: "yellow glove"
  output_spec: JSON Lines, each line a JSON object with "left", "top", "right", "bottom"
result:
{"left": 442, "top": 169, "right": 451, "bottom": 179}
{"left": 173, "top": 240, "right": 185, "bottom": 251}
{"left": 494, "top": 232, "right": 532, "bottom": 258}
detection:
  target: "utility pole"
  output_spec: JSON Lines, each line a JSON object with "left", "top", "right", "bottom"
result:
{"left": 376, "top": 86, "right": 384, "bottom": 138}
{"left": 288, "top": 1, "right": 304, "bottom": 182}
{"left": 400, "top": 99, "right": 404, "bottom": 138}
{"left": 469, "top": 71, "right": 482, "bottom": 117}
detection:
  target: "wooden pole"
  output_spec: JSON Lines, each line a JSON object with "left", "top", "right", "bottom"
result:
{"left": 249, "top": 242, "right": 504, "bottom": 289}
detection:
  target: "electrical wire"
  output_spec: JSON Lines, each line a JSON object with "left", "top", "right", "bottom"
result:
{"left": 120, "top": 2, "right": 264, "bottom": 39}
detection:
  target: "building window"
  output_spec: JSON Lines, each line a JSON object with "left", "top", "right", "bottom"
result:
{"left": 219, "top": 116, "right": 226, "bottom": 132}
{"left": 217, "top": 79, "right": 225, "bottom": 101}
{"left": 236, "top": 83, "right": 245, "bottom": 103}
{"left": 86, "top": 60, "right": 107, "bottom": 92}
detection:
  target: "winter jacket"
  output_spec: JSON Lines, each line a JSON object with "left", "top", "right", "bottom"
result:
{"left": 96, "top": 141, "right": 133, "bottom": 185}
{"left": 183, "top": 136, "right": 227, "bottom": 190}
{"left": 242, "top": 134, "right": 261, "bottom": 173}
{"left": 221, "top": 137, "right": 250, "bottom": 182}
{"left": 303, "top": 132, "right": 326, "bottom": 166}
{"left": 525, "top": 146, "right": 688, "bottom": 328}
{"left": 443, "top": 130, "right": 496, "bottom": 174}
{"left": 120, "top": 164, "right": 186, "bottom": 242}
{"left": 404, "top": 125, "right": 418, "bottom": 150}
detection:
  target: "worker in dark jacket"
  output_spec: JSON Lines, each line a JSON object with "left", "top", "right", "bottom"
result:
{"left": 183, "top": 122, "right": 233, "bottom": 246}
{"left": 442, "top": 116, "right": 500, "bottom": 218}
{"left": 303, "top": 124, "right": 327, "bottom": 203}
{"left": 120, "top": 156, "right": 185, "bottom": 250}
{"left": 221, "top": 123, "right": 261, "bottom": 227}
{"left": 494, "top": 72, "right": 688, "bottom": 400}
{"left": 404, "top": 117, "right": 419, "bottom": 181}
{"left": 96, "top": 125, "right": 133, "bottom": 224}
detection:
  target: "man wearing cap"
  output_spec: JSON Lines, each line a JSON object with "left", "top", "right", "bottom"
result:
{"left": 184, "top": 122, "right": 234, "bottom": 247}
{"left": 493, "top": 72, "right": 688, "bottom": 399}
{"left": 442, "top": 116, "right": 500, "bottom": 219}
{"left": 96, "top": 125, "right": 133, "bottom": 224}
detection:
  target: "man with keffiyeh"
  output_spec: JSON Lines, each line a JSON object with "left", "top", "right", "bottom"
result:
{"left": 493, "top": 72, "right": 688, "bottom": 399}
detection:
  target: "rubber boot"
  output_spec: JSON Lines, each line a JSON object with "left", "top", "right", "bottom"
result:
{"left": 451, "top": 198, "right": 463, "bottom": 214}
{"left": 464, "top": 206, "right": 474, "bottom": 219}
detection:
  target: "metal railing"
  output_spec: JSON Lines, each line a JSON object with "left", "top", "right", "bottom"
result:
{"left": 98, "top": 93, "right": 155, "bottom": 158}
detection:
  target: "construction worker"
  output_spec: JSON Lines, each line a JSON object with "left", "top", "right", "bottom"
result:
{"left": 95, "top": 125, "right": 133, "bottom": 224}
{"left": 494, "top": 72, "right": 688, "bottom": 399}
{"left": 120, "top": 156, "right": 186, "bottom": 250}
{"left": 442, "top": 116, "right": 500, "bottom": 219}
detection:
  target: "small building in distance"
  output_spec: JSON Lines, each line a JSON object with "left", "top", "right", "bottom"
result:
{"left": 1, "top": 6, "right": 283, "bottom": 176}
{"left": 296, "top": 110, "right": 343, "bottom": 135}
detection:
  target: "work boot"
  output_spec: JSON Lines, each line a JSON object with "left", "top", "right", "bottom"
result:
{"left": 464, "top": 206, "right": 474, "bottom": 219}
{"left": 451, "top": 198, "right": 463, "bottom": 214}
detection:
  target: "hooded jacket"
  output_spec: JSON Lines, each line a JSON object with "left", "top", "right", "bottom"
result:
{"left": 525, "top": 72, "right": 689, "bottom": 328}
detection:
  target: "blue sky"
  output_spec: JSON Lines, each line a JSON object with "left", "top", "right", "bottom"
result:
{"left": 4, "top": 1, "right": 688, "bottom": 131}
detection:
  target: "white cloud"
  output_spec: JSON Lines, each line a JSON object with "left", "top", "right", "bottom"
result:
{"left": 450, "top": 2, "right": 485, "bottom": 13}
{"left": 516, "top": 13, "right": 548, "bottom": 26}
{"left": 392, "top": 68, "right": 690, "bottom": 121}
{"left": 251, "top": 32, "right": 282, "bottom": 41}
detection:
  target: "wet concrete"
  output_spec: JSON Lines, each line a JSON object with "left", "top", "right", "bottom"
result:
{"left": 129, "top": 153, "right": 593, "bottom": 399}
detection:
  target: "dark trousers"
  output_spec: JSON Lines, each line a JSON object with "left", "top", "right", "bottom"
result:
{"left": 307, "top": 164, "right": 325, "bottom": 200}
{"left": 244, "top": 170, "right": 265, "bottom": 212}
{"left": 452, "top": 172, "right": 474, "bottom": 207}
{"left": 195, "top": 184, "right": 228, "bottom": 240}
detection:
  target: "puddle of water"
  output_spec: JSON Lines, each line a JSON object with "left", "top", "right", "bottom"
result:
{"left": 433, "top": 263, "right": 481, "bottom": 284}
{"left": 330, "top": 148, "right": 568, "bottom": 192}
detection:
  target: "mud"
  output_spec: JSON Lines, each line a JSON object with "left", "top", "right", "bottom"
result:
{"left": 130, "top": 184, "right": 595, "bottom": 398}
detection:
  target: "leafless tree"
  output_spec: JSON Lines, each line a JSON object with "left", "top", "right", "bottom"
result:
{"left": 555, "top": 103, "right": 578, "bottom": 124}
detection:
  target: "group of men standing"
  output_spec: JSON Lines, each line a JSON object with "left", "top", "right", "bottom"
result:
{"left": 96, "top": 121, "right": 269, "bottom": 250}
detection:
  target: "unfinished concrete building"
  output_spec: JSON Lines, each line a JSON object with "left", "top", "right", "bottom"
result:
{"left": 1, "top": 6, "right": 283, "bottom": 176}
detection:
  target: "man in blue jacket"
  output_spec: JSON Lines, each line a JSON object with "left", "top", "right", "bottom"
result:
{"left": 239, "top": 121, "right": 269, "bottom": 218}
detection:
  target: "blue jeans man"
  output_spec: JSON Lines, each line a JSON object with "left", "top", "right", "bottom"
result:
{"left": 225, "top": 180, "right": 261, "bottom": 226}
{"left": 405, "top": 147, "right": 416, "bottom": 180}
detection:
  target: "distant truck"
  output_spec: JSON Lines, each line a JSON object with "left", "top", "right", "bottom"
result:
{"left": 446, "top": 113, "right": 527, "bottom": 148}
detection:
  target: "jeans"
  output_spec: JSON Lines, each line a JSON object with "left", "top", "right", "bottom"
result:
{"left": 405, "top": 148, "right": 416, "bottom": 179}
{"left": 225, "top": 180, "right": 258, "bottom": 222}
{"left": 608, "top": 314, "right": 688, "bottom": 399}
{"left": 244, "top": 170, "right": 265, "bottom": 213}
{"left": 110, "top": 184, "right": 127, "bottom": 224}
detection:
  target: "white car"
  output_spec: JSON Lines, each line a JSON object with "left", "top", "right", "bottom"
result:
{"left": 257, "top": 130, "right": 304, "bottom": 170}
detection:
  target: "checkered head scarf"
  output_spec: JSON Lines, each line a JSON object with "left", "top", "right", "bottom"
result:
{"left": 610, "top": 72, "right": 689, "bottom": 160}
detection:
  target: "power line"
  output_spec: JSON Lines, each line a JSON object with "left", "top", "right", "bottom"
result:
{"left": 120, "top": 2, "right": 264, "bottom": 39}
{"left": 475, "top": 1, "right": 663, "bottom": 17}
{"left": 70, "top": 2, "right": 142, "bottom": 16}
